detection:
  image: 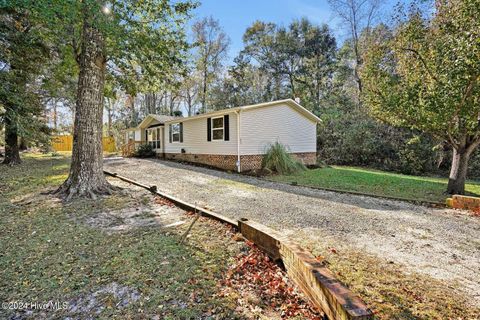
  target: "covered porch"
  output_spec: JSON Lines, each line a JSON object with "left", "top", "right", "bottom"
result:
{"left": 122, "top": 114, "right": 175, "bottom": 157}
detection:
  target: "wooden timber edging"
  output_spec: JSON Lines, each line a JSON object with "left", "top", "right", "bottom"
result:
{"left": 238, "top": 219, "right": 373, "bottom": 320}
{"left": 103, "top": 170, "right": 237, "bottom": 226}
{"left": 103, "top": 170, "right": 374, "bottom": 320}
{"left": 446, "top": 194, "right": 480, "bottom": 212}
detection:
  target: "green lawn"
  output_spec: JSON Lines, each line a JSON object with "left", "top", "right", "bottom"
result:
{"left": 268, "top": 165, "right": 480, "bottom": 203}
{"left": 0, "top": 154, "right": 245, "bottom": 319}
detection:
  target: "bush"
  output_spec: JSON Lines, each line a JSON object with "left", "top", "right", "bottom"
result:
{"left": 317, "top": 102, "right": 445, "bottom": 175}
{"left": 135, "top": 144, "right": 156, "bottom": 158}
{"left": 262, "top": 142, "right": 306, "bottom": 175}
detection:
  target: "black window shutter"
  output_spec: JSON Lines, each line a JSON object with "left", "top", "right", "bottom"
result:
{"left": 224, "top": 115, "right": 229, "bottom": 141}
{"left": 207, "top": 118, "right": 211, "bottom": 141}
{"left": 179, "top": 123, "right": 183, "bottom": 142}
{"left": 169, "top": 124, "right": 172, "bottom": 143}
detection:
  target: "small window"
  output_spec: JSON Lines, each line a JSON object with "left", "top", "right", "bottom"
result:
{"left": 211, "top": 116, "right": 224, "bottom": 141}
{"left": 172, "top": 123, "right": 181, "bottom": 142}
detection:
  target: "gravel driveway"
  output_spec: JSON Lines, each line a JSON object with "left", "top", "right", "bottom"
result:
{"left": 104, "top": 157, "right": 480, "bottom": 305}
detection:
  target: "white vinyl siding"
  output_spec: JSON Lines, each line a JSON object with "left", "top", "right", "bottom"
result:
{"left": 239, "top": 103, "right": 316, "bottom": 155}
{"left": 165, "top": 112, "right": 238, "bottom": 155}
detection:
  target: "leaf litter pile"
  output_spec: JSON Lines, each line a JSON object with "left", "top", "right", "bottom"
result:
{"left": 218, "top": 240, "right": 324, "bottom": 319}
{"left": 154, "top": 195, "right": 324, "bottom": 318}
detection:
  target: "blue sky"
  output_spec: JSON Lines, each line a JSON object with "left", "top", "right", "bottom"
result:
{"left": 190, "top": 0, "right": 337, "bottom": 60}
{"left": 190, "top": 0, "right": 402, "bottom": 61}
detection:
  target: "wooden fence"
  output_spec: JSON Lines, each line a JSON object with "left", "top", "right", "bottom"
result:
{"left": 51, "top": 135, "right": 116, "bottom": 152}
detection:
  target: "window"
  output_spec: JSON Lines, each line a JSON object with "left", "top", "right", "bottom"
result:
{"left": 211, "top": 116, "right": 224, "bottom": 141}
{"left": 171, "top": 123, "right": 181, "bottom": 142}
{"left": 147, "top": 128, "right": 161, "bottom": 149}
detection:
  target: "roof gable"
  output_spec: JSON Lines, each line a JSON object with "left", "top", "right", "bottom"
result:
{"left": 137, "top": 114, "right": 177, "bottom": 129}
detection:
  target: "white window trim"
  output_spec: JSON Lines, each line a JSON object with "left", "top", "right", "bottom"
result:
{"left": 171, "top": 123, "right": 181, "bottom": 143}
{"left": 211, "top": 116, "right": 224, "bottom": 141}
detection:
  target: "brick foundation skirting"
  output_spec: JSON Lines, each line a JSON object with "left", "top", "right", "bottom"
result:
{"left": 163, "top": 152, "right": 317, "bottom": 172}
{"left": 164, "top": 153, "right": 238, "bottom": 171}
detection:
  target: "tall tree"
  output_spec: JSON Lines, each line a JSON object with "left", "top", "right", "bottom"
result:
{"left": 18, "top": 0, "right": 195, "bottom": 199}
{"left": 0, "top": 7, "right": 49, "bottom": 165}
{"left": 239, "top": 19, "right": 337, "bottom": 112}
{"left": 328, "top": 0, "right": 381, "bottom": 94}
{"left": 192, "top": 17, "right": 230, "bottom": 113}
{"left": 361, "top": 0, "right": 480, "bottom": 194}
{"left": 181, "top": 72, "right": 200, "bottom": 116}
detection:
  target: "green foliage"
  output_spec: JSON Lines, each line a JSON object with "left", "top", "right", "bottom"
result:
{"left": 361, "top": 0, "right": 480, "bottom": 193}
{"left": 9, "top": 0, "right": 196, "bottom": 95}
{"left": 361, "top": 0, "right": 480, "bottom": 152}
{"left": 210, "top": 18, "right": 337, "bottom": 113}
{"left": 135, "top": 143, "right": 155, "bottom": 158}
{"left": 317, "top": 100, "right": 444, "bottom": 175}
{"left": 262, "top": 142, "right": 306, "bottom": 175}
{"left": 0, "top": 8, "right": 50, "bottom": 151}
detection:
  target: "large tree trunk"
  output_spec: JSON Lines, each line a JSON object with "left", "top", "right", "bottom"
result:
{"left": 56, "top": 16, "right": 113, "bottom": 200}
{"left": 3, "top": 108, "right": 21, "bottom": 165}
{"left": 53, "top": 99, "right": 58, "bottom": 130}
{"left": 19, "top": 137, "right": 27, "bottom": 151}
{"left": 106, "top": 98, "right": 112, "bottom": 136}
{"left": 447, "top": 148, "right": 470, "bottom": 195}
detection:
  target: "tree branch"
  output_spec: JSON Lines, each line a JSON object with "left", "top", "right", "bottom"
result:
{"left": 400, "top": 48, "right": 438, "bottom": 82}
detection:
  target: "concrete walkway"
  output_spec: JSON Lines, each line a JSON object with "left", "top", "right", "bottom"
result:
{"left": 104, "top": 157, "right": 480, "bottom": 304}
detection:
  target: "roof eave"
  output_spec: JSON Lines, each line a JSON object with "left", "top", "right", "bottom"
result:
{"left": 163, "top": 99, "right": 322, "bottom": 124}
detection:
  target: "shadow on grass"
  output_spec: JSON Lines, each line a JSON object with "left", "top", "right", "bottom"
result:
{"left": 1, "top": 155, "right": 248, "bottom": 319}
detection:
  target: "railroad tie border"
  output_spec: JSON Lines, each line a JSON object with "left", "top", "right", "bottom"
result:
{"left": 104, "top": 170, "right": 374, "bottom": 320}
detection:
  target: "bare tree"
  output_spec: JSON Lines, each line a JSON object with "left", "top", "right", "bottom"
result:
{"left": 192, "top": 17, "right": 230, "bottom": 113}
{"left": 181, "top": 72, "right": 200, "bottom": 116}
{"left": 328, "top": 0, "right": 381, "bottom": 93}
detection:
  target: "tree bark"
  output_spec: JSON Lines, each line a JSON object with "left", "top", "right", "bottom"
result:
{"left": 3, "top": 107, "right": 21, "bottom": 165}
{"left": 201, "top": 67, "right": 207, "bottom": 113}
{"left": 446, "top": 148, "right": 470, "bottom": 195}
{"left": 56, "top": 13, "right": 114, "bottom": 200}
{"left": 106, "top": 98, "right": 112, "bottom": 136}
{"left": 53, "top": 99, "right": 58, "bottom": 130}
{"left": 19, "top": 137, "right": 27, "bottom": 151}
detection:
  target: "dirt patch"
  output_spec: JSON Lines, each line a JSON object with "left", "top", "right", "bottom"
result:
{"left": 67, "top": 282, "right": 141, "bottom": 315}
{"left": 82, "top": 203, "right": 186, "bottom": 233}
{"left": 8, "top": 283, "right": 141, "bottom": 320}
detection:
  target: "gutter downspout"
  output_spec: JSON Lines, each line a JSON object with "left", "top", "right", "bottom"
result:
{"left": 235, "top": 110, "right": 241, "bottom": 173}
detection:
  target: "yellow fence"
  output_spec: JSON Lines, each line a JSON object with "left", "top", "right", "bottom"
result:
{"left": 52, "top": 135, "right": 116, "bottom": 152}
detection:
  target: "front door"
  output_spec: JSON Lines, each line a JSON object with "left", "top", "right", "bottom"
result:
{"left": 146, "top": 127, "right": 163, "bottom": 153}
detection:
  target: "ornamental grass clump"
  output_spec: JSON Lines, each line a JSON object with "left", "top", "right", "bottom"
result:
{"left": 262, "top": 142, "right": 306, "bottom": 175}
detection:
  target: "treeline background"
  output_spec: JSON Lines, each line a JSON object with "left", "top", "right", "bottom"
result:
{"left": 2, "top": 0, "right": 479, "bottom": 178}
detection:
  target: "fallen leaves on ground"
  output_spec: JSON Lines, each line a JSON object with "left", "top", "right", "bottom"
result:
{"left": 218, "top": 241, "right": 323, "bottom": 319}
{"left": 472, "top": 207, "right": 480, "bottom": 217}
{"left": 154, "top": 196, "right": 175, "bottom": 207}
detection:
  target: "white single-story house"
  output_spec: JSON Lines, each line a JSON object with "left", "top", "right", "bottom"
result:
{"left": 124, "top": 99, "right": 320, "bottom": 172}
